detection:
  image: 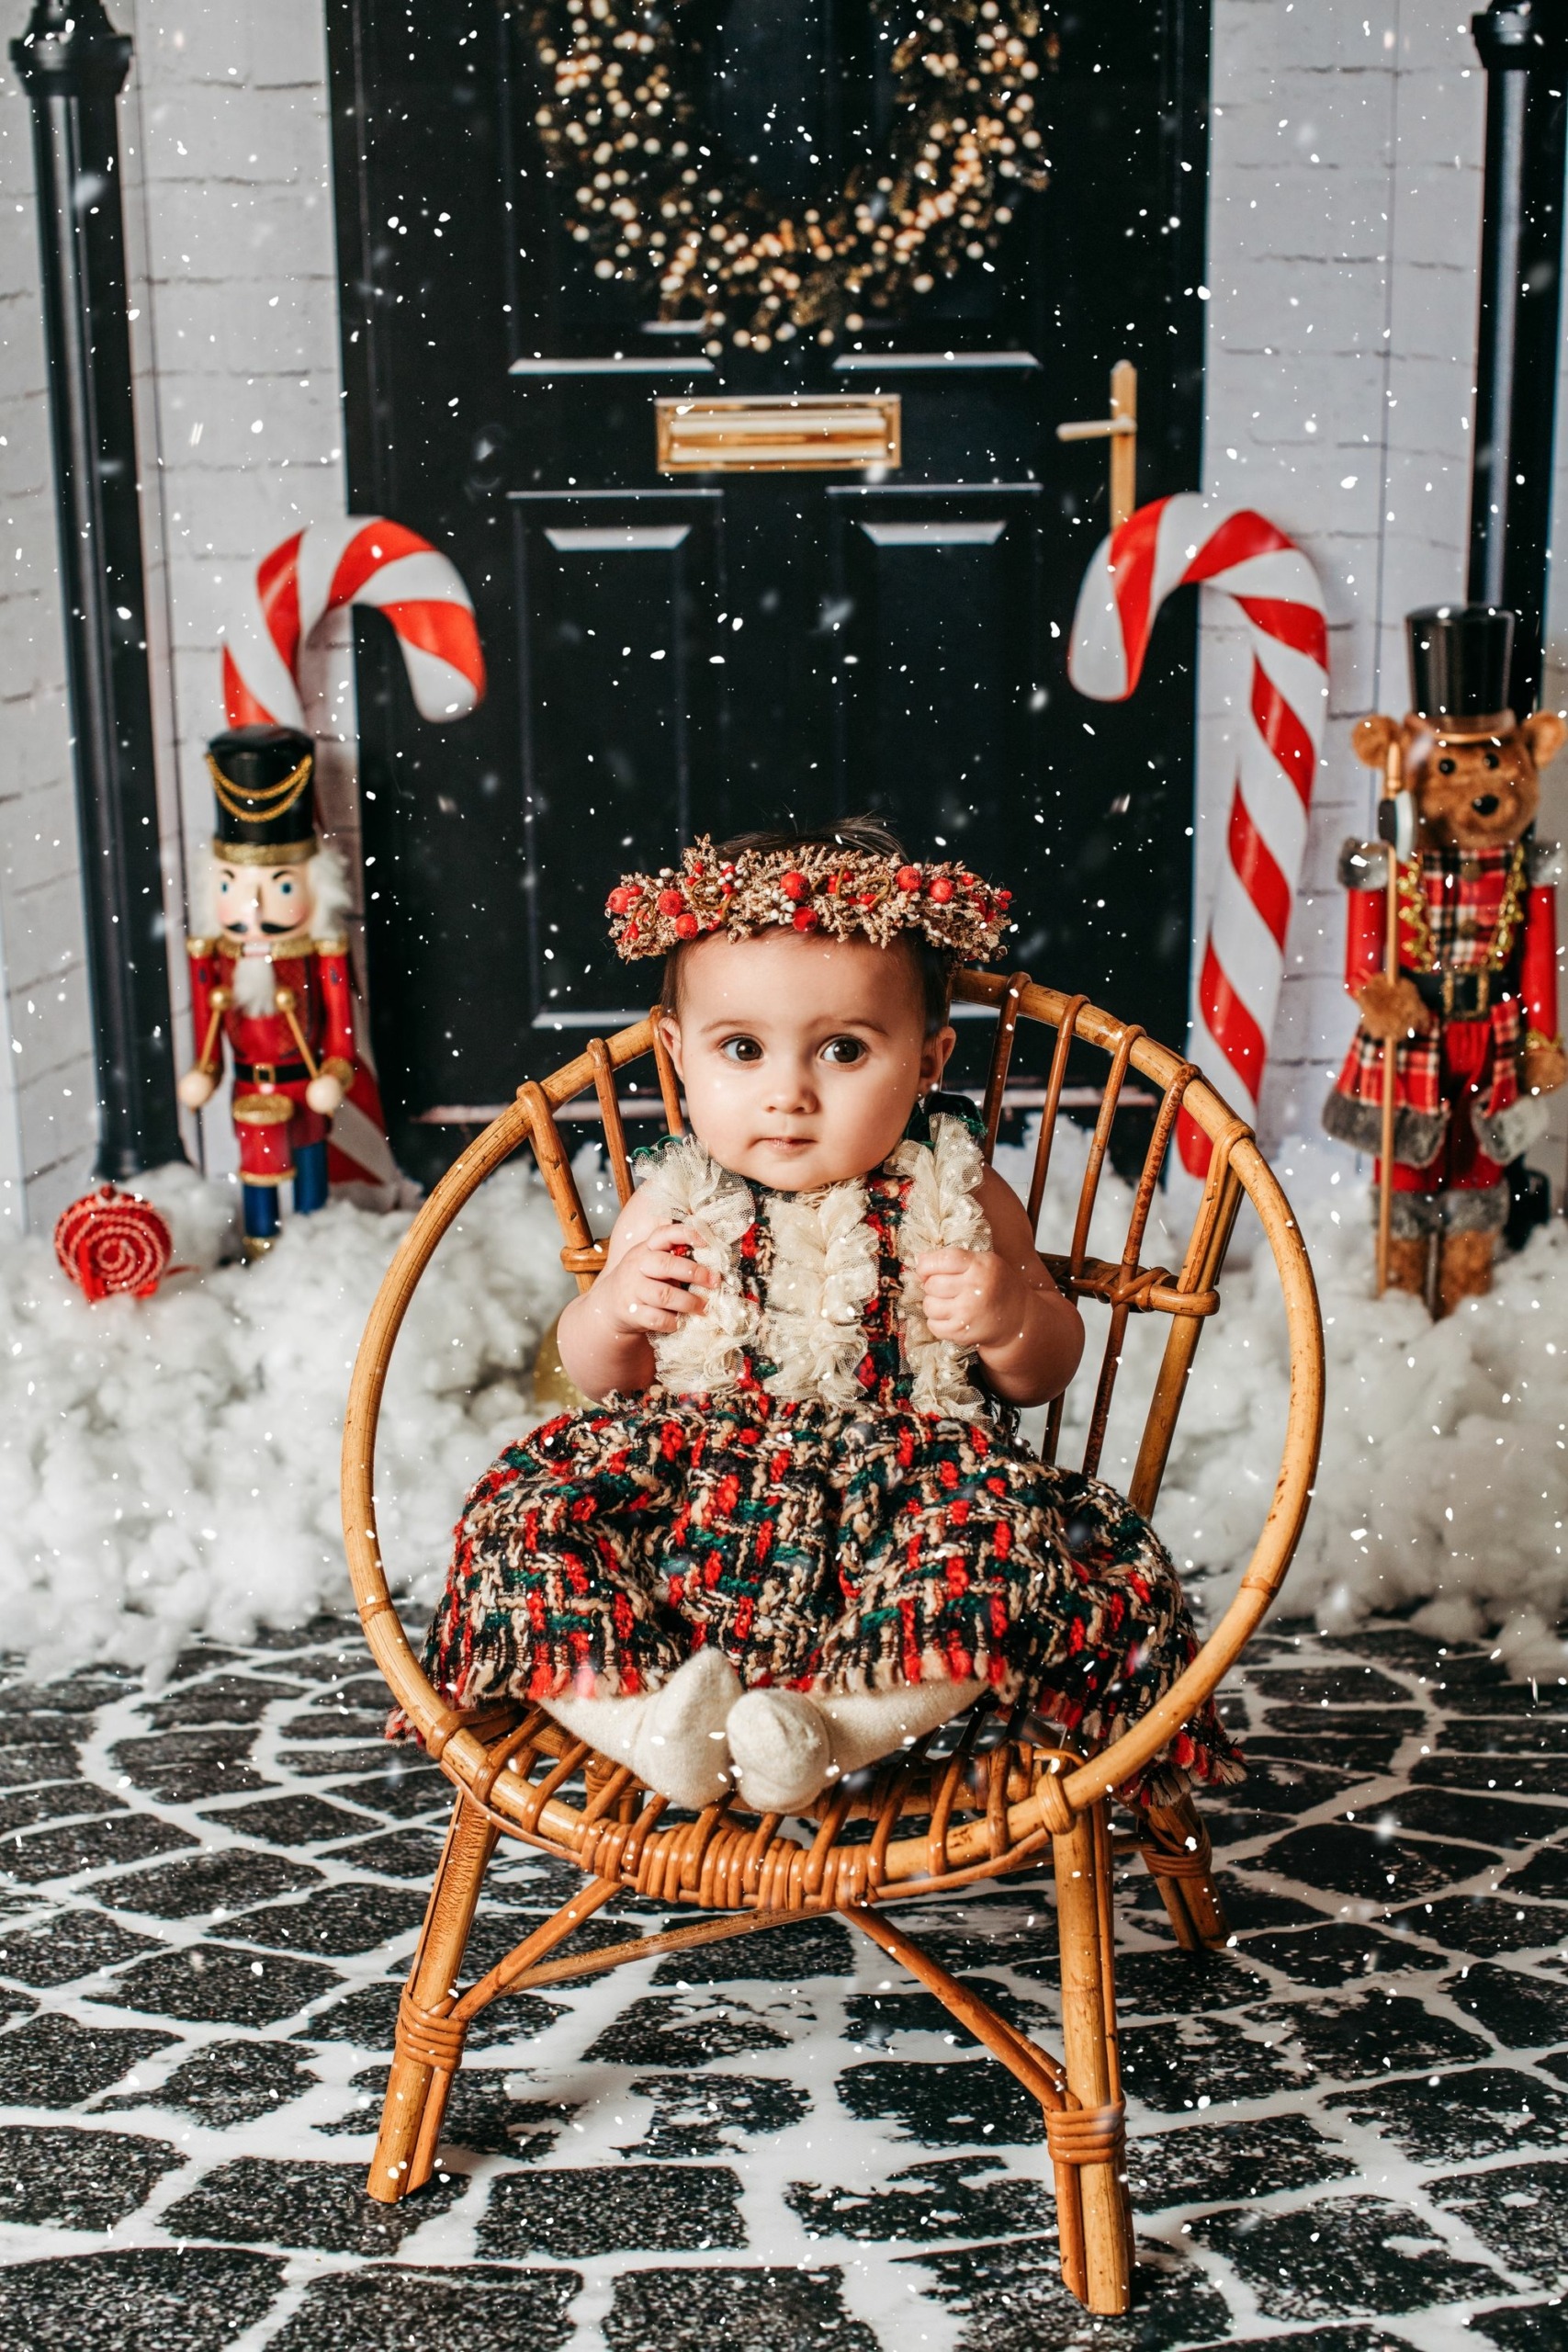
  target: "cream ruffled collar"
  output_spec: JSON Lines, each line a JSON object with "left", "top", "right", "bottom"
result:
{"left": 635, "top": 1113, "right": 992, "bottom": 1419}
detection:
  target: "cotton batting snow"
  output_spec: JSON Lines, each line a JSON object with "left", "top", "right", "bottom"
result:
{"left": 1008, "top": 1127, "right": 1568, "bottom": 1684}
{"left": 0, "top": 1159, "right": 585, "bottom": 1679}
{"left": 1149, "top": 1183, "right": 1568, "bottom": 1679}
{"left": 1, "top": 1133, "right": 1564, "bottom": 1682}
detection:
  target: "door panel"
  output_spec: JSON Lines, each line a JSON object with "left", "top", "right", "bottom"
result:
{"left": 327, "top": 0, "right": 1212, "bottom": 1182}
{"left": 833, "top": 487, "right": 1040, "bottom": 825}
{"left": 511, "top": 491, "right": 723, "bottom": 1024}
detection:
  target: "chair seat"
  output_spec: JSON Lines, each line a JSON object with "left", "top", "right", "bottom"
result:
{"left": 436, "top": 1702, "right": 1066, "bottom": 1900}
{"left": 415, "top": 1697, "right": 1221, "bottom": 1932}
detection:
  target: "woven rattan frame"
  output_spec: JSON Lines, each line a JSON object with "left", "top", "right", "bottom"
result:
{"left": 342, "top": 972, "right": 1324, "bottom": 2313}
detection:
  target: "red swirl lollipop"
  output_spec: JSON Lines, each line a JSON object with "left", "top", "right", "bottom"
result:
{"left": 53, "top": 1186, "right": 174, "bottom": 1304}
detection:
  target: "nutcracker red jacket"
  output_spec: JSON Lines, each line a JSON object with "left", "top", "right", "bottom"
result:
{"left": 186, "top": 935, "right": 355, "bottom": 1087}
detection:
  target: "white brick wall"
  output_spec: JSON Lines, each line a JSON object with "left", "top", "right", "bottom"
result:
{"left": 0, "top": 0, "right": 348, "bottom": 1230}
{"left": 1197, "top": 1, "right": 1495, "bottom": 1199}
{"left": 118, "top": 0, "right": 352, "bottom": 1190}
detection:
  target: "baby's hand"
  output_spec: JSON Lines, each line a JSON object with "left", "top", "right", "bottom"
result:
{"left": 597, "top": 1221, "right": 716, "bottom": 1339}
{"left": 916, "top": 1247, "right": 1026, "bottom": 1351}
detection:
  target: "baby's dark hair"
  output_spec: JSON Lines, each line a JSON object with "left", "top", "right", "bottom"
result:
{"left": 657, "top": 817, "right": 957, "bottom": 1035}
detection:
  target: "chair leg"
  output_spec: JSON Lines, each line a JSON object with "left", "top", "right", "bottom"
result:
{"left": 367, "top": 1792, "right": 497, "bottom": 2204}
{"left": 1138, "top": 1790, "right": 1228, "bottom": 1951}
{"left": 1052, "top": 1801, "right": 1133, "bottom": 2316}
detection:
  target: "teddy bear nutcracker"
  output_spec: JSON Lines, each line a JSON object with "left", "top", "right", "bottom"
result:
{"left": 175, "top": 725, "right": 355, "bottom": 1258}
{"left": 1324, "top": 604, "right": 1565, "bottom": 1315}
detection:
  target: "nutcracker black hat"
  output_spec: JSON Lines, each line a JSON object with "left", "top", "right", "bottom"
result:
{"left": 206, "top": 726, "right": 317, "bottom": 865}
{"left": 1406, "top": 605, "right": 1515, "bottom": 727}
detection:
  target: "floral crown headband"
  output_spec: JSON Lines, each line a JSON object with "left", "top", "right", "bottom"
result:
{"left": 606, "top": 837, "right": 1012, "bottom": 963}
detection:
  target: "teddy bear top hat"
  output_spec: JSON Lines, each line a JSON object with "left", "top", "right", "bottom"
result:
{"left": 205, "top": 725, "right": 318, "bottom": 865}
{"left": 1407, "top": 605, "right": 1515, "bottom": 730}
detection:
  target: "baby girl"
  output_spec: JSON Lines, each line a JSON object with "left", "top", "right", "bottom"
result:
{"left": 418, "top": 821, "right": 1239, "bottom": 1815}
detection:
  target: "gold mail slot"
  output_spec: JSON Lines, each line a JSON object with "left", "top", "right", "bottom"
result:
{"left": 655, "top": 393, "right": 901, "bottom": 474}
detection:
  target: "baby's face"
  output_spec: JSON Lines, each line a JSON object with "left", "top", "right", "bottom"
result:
{"left": 662, "top": 928, "right": 954, "bottom": 1191}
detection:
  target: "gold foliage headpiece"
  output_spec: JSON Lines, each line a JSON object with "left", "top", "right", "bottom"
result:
{"left": 606, "top": 837, "right": 1012, "bottom": 963}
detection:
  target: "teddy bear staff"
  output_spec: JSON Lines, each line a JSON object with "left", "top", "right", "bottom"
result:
{"left": 176, "top": 726, "right": 355, "bottom": 1258}
{"left": 1324, "top": 605, "right": 1565, "bottom": 1314}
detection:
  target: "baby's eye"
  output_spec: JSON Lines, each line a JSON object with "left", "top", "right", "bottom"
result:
{"left": 719, "top": 1035, "right": 763, "bottom": 1064}
{"left": 821, "top": 1035, "right": 867, "bottom": 1066}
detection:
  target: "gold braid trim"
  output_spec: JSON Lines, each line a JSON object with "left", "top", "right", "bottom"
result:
{"left": 206, "top": 750, "right": 311, "bottom": 826}
{"left": 1488, "top": 841, "right": 1528, "bottom": 972}
{"left": 214, "top": 836, "right": 314, "bottom": 868}
{"left": 1396, "top": 855, "right": 1434, "bottom": 972}
{"left": 1396, "top": 842, "right": 1527, "bottom": 978}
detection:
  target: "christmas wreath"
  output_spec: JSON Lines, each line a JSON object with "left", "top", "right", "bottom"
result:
{"left": 525, "top": 0, "right": 1055, "bottom": 347}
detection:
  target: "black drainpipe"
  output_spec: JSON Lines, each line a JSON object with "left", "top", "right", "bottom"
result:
{"left": 1469, "top": 0, "right": 1568, "bottom": 715}
{"left": 11, "top": 0, "right": 183, "bottom": 1182}
{"left": 1469, "top": 1, "right": 1568, "bottom": 1238}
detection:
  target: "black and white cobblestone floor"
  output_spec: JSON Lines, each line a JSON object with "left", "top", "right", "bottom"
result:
{"left": 0, "top": 1614, "right": 1564, "bottom": 2348}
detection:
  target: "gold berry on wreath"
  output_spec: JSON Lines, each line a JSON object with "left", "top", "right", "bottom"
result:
{"left": 525, "top": 0, "right": 1056, "bottom": 346}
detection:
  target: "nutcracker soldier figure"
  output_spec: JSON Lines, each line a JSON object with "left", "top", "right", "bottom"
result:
{"left": 1324, "top": 605, "right": 1566, "bottom": 1314}
{"left": 176, "top": 726, "right": 355, "bottom": 1258}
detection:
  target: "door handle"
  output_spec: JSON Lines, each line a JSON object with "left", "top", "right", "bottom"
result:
{"left": 1055, "top": 359, "right": 1137, "bottom": 529}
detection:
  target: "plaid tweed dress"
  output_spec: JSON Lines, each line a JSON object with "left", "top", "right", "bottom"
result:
{"left": 418, "top": 1113, "right": 1241, "bottom": 1805}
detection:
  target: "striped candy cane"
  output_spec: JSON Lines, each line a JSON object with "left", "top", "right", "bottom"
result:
{"left": 222, "top": 516, "right": 486, "bottom": 729}
{"left": 220, "top": 516, "right": 483, "bottom": 1204}
{"left": 1069, "top": 496, "right": 1328, "bottom": 1176}
{"left": 325, "top": 1022, "right": 407, "bottom": 1206}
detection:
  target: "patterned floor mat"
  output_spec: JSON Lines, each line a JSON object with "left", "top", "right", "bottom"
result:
{"left": 0, "top": 1615, "right": 1564, "bottom": 2348}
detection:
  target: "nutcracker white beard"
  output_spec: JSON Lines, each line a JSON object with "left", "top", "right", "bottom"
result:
{"left": 229, "top": 953, "right": 280, "bottom": 1017}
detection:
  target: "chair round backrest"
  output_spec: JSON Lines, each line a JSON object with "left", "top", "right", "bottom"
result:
{"left": 343, "top": 973, "right": 1324, "bottom": 1820}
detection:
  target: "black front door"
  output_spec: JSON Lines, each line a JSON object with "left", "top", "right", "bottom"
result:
{"left": 328, "top": 0, "right": 1210, "bottom": 1182}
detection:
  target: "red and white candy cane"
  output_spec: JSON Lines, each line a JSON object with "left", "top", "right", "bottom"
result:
{"left": 1069, "top": 495, "right": 1328, "bottom": 1175}
{"left": 222, "top": 516, "right": 486, "bottom": 729}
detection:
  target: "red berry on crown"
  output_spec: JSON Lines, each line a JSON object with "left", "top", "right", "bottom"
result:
{"left": 780, "top": 871, "right": 809, "bottom": 902}
{"left": 896, "top": 865, "right": 922, "bottom": 892}
{"left": 792, "top": 905, "right": 819, "bottom": 932}
{"left": 656, "top": 888, "right": 686, "bottom": 918}
{"left": 928, "top": 876, "right": 956, "bottom": 903}
{"left": 674, "top": 911, "right": 700, "bottom": 939}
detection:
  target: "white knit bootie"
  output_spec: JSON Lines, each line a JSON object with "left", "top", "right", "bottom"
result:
{"left": 727, "top": 1689, "right": 835, "bottom": 1814}
{"left": 542, "top": 1646, "right": 740, "bottom": 1811}
{"left": 818, "top": 1676, "right": 986, "bottom": 1776}
{"left": 727, "top": 1677, "right": 984, "bottom": 1814}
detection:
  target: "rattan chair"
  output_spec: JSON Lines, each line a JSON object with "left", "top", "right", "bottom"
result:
{"left": 342, "top": 972, "right": 1324, "bottom": 2315}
